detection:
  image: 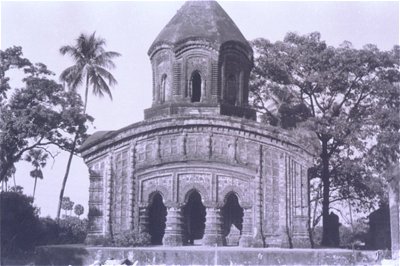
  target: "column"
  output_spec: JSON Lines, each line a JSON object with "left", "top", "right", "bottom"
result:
{"left": 138, "top": 206, "right": 149, "bottom": 234}
{"left": 239, "top": 207, "right": 253, "bottom": 247}
{"left": 253, "top": 145, "right": 265, "bottom": 247}
{"left": 163, "top": 205, "right": 184, "bottom": 246}
{"left": 202, "top": 205, "right": 224, "bottom": 246}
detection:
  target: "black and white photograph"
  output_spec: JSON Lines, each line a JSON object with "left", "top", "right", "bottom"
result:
{"left": 1, "top": 0, "right": 399, "bottom": 265}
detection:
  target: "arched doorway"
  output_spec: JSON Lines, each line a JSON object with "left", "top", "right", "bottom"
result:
{"left": 191, "top": 71, "right": 201, "bottom": 102}
{"left": 148, "top": 193, "right": 167, "bottom": 245}
{"left": 222, "top": 193, "right": 243, "bottom": 240}
{"left": 183, "top": 190, "right": 206, "bottom": 245}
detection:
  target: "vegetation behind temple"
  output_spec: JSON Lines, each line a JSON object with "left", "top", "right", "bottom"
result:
{"left": 249, "top": 32, "right": 399, "bottom": 247}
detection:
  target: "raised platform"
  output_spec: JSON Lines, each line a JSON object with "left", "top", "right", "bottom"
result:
{"left": 35, "top": 245, "right": 383, "bottom": 265}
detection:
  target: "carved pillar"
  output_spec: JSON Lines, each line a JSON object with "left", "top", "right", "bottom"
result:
{"left": 163, "top": 205, "right": 184, "bottom": 246}
{"left": 253, "top": 145, "right": 264, "bottom": 247}
{"left": 239, "top": 207, "right": 253, "bottom": 247}
{"left": 85, "top": 165, "right": 105, "bottom": 245}
{"left": 105, "top": 153, "right": 113, "bottom": 237}
{"left": 202, "top": 205, "right": 224, "bottom": 246}
{"left": 138, "top": 206, "right": 149, "bottom": 234}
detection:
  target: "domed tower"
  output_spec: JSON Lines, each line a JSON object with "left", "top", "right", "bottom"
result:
{"left": 81, "top": 0, "right": 314, "bottom": 248}
{"left": 144, "top": 0, "right": 256, "bottom": 120}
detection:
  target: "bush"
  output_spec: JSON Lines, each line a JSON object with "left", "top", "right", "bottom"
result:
{"left": 113, "top": 230, "right": 151, "bottom": 247}
{"left": 0, "top": 191, "right": 41, "bottom": 258}
{"left": 38, "top": 217, "right": 60, "bottom": 245}
{"left": 57, "top": 216, "right": 88, "bottom": 244}
{"left": 340, "top": 224, "right": 368, "bottom": 249}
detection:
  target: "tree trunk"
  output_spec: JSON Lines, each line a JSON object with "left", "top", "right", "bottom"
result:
{"left": 348, "top": 199, "right": 354, "bottom": 233}
{"left": 56, "top": 135, "right": 78, "bottom": 221}
{"left": 13, "top": 173, "right": 16, "bottom": 188}
{"left": 320, "top": 139, "right": 331, "bottom": 246}
{"left": 32, "top": 176, "right": 38, "bottom": 202}
{"left": 84, "top": 75, "right": 89, "bottom": 113}
{"left": 57, "top": 76, "right": 88, "bottom": 221}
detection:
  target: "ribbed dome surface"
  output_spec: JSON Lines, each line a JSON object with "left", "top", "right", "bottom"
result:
{"left": 148, "top": 0, "right": 251, "bottom": 54}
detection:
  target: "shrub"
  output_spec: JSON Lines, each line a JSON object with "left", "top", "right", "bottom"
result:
{"left": 113, "top": 230, "right": 151, "bottom": 247}
{"left": 0, "top": 191, "right": 41, "bottom": 258}
{"left": 37, "top": 216, "right": 88, "bottom": 245}
{"left": 38, "top": 217, "right": 60, "bottom": 245}
{"left": 57, "top": 216, "right": 88, "bottom": 244}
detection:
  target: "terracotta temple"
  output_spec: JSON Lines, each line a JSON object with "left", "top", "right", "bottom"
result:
{"left": 80, "top": 0, "right": 315, "bottom": 248}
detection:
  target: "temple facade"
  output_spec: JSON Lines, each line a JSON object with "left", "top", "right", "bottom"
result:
{"left": 80, "top": 0, "right": 315, "bottom": 248}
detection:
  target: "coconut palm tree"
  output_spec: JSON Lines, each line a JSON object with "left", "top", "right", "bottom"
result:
{"left": 25, "top": 149, "right": 48, "bottom": 202}
{"left": 60, "top": 32, "right": 121, "bottom": 112}
{"left": 57, "top": 32, "right": 120, "bottom": 220}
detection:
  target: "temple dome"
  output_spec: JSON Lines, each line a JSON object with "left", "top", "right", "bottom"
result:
{"left": 148, "top": 0, "right": 251, "bottom": 55}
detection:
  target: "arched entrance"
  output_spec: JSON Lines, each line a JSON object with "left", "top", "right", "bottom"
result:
{"left": 183, "top": 190, "right": 206, "bottom": 245}
{"left": 222, "top": 193, "right": 243, "bottom": 240}
{"left": 148, "top": 193, "right": 167, "bottom": 245}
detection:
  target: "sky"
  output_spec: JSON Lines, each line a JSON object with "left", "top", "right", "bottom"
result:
{"left": 1, "top": 0, "right": 399, "bottom": 218}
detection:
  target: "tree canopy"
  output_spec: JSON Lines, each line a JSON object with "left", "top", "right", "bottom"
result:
{"left": 250, "top": 32, "right": 400, "bottom": 246}
{"left": 0, "top": 46, "right": 92, "bottom": 181}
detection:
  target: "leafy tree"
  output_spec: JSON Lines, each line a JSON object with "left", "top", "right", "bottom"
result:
{"left": 57, "top": 32, "right": 120, "bottom": 220}
{"left": 0, "top": 46, "right": 31, "bottom": 101}
{"left": 24, "top": 149, "right": 48, "bottom": 201}
{"left": 61, "top": 196, "right": 74, "bottom": 217}
{"left": 0, "top": 47, "right": 91, "bottom": 182}
{"left": 250, "top": 32, "right": 400, "bottom": 246}
{"left": 74, "top": 203, "right": 84, "bottom": 218}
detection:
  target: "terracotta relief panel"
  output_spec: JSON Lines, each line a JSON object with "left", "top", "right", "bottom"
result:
{"left": 177, "top": 173, "right": 212, "bottom": 203}
{"left": 88, "top": 160, "right": 105, "bottom": 233}
{"left": 217, "top": 175, "right": 251, "bottom": 205}
{"left": 211, "top": 134, "right": 235, "bottom": 162}
{"left": 263, "top": 147, "right": 280, "bottom": 235}
{"left": 160, "top": 135, "right": 181, "bottom": 160}
{"left": 112, "top": 149, "right": 130, "bottom": 233}
{"left": 141, "top": 175, "right": 173, "bottom": 203}
{"left": 136, "top": 139, "right": 158, "bottom": 167}
{"left": 236, "top": 139, "right": 259, "bottom": 170}
{"left": 186, "top": 134, "right": 208, "bottom": 159}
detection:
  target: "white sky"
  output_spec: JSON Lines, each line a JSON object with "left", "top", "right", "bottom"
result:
{"left": 1, "top": 0, "right": 399, "bottom": 218}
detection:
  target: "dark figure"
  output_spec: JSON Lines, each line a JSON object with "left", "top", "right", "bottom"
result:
{"left": 183, "top": 191, "right": 206, "bottom": 245}
{"left": 327, "top": 211, "right": 341, "bottom": 247}
{"left": 367, "top": 204, "right": 391, "bottom": 250}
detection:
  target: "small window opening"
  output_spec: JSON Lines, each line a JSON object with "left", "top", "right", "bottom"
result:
{"left": 160, "top": 74, "right": 167, "bottom": 103}
{"left": 191, "top": 72, "right": 201, "bottom": 102}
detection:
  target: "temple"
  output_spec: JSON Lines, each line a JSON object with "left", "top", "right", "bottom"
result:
{"left": 80, "top": 0, "right": 314, "bottom": 247}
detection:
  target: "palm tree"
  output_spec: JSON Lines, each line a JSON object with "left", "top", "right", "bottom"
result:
{"left": 57, "top": 32, "right": 120, "bottom": 220}
{"left": 60, "top": 32, "right": 120, "bottom": 112}
{"left": 25, "top": 149, "right": 48, "bottom": 202}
